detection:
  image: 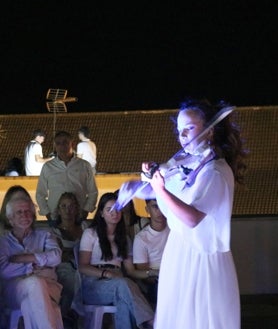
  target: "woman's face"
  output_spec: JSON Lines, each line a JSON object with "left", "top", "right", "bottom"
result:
{"left": 101, "top": 200, "right": 122, "bottom": 225}
{"left": 58, "top": 197, "right": 78, "bottom": 222}
{"left": 177, "top": 109, "right": 205, "bottom": 152}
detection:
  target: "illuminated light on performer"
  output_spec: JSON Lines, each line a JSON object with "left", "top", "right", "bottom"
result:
{"left": 113, "top": 102, "right": 235, "bottom": 211}
{"left": 116, "top": 98, "right": 247, "bottom": 329}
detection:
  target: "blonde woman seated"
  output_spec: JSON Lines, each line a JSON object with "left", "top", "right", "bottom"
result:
{"left": 79, "top": 192, "right": 154, "bottom": 329}
{"left": 52, "top": 192, "right": 87, "bottom": 326}
{"left": 0, "top": 197, "right": 63, "bottom": 329}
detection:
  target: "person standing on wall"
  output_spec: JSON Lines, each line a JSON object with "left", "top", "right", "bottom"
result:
{"left": 24, "top": 129, "right": 53, "bottom": 176}
{"left": 76, "top": 126, "right": 97, "bottom": 174}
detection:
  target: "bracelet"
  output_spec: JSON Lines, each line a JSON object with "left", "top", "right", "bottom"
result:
{"left": 101, "top": 269, "right": 107, "bottom": 278}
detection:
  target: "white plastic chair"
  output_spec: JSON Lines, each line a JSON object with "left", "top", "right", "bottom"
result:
{"left": 3, "top": 308, "right": 22, "bottom": 329}
{"left": 72, "top": 242, "right": 117, "bottom": 329}
{"left": 5, "top": 305, "right": 62, "bottom": 329}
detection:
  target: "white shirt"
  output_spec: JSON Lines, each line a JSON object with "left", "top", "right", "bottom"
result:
{"left": 36, "top": 156, "right": 98, "bottom": 218}
{"left": 133, "top": 224, "right": 170, "bottom": 269}
{"left": 80, "top": 228, "right": 132, "bottom": 267}
{"left": 77, "top": 139, "right": 97, "bottom": 168}
{"left": 24, "top": 141, "right": 44, "bottom": 176}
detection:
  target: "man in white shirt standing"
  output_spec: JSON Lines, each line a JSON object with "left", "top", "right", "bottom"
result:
{"left": 36, "top": 130, "right": 98, "bottom": 225}
{"left": 76, "top": 126, "right": 97, "bottom": 174}
{"left": 24, "top": 129, "right": 53, "bottom": 176}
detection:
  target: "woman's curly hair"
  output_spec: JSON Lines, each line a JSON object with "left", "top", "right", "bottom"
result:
{"left": 173, "top": 98, "right": 248, "bottom": 184}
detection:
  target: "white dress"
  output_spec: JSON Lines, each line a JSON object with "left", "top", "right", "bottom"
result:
{"left": 154, "top": 158, "right": 240, "bottom": 329}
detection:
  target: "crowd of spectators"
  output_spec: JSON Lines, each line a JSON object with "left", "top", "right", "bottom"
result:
{"left": 0, "top": 188, "right": 167, "bottom": 329}
{"left": 0, "top": 129, "right": 168, "bottom": 329}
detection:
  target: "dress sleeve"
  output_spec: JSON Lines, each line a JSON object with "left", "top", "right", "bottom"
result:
{"left": 189, "top": 165, "right": 234, "bottom": 253}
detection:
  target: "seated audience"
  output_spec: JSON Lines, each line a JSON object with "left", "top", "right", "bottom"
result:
{"left": 0, "top": 197, "right": 63, "bottom": 329}
{"left": 4, "top": 157, "right": 25, "bottom": 176}
{"left": 0, "top": 185, "right": 33, "bottom": 327}
{"left": 78, "top": 192, "right": 154, "bottom": 329}
{"left": 0, "top": 185, "right": 33, "bottom": 235}
{"left": 52, "top": 192, "right": 87, "bottom": 328}
{"left": 133, "top": 199, "right": 170, "bottom": 307}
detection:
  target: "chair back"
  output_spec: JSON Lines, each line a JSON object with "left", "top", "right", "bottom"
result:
{"left": 71, "top": 240, "right": 117, "bottom": 329}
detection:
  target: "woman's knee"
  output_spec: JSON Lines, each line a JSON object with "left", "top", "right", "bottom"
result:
{"left": 115, "top": 277, "right": 137, "bottom": 296}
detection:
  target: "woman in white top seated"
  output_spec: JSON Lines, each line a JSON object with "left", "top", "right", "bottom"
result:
{"left": 78, "top": 192, "right": 154, "bottom": 329}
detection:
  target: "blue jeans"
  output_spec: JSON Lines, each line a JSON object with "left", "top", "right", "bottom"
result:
{"left": 56, "top": 262, "right": 77, "bottom": 316}
{"left": 82, "top": 275, "right": 154, "bottom": 329}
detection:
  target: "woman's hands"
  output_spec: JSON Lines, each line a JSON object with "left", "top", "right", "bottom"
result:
{"left": 142, "top": 162, "right": 157, "bottom": 175}
{"left": 101, "top": 268, "right": 123, "bottom": 279}
{"left": 142, "top": 162, "right": 165, "bottom": 194}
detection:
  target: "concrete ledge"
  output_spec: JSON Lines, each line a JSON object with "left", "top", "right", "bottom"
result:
{"left": 0, "top": 174, "right": 148, "bottom": 220}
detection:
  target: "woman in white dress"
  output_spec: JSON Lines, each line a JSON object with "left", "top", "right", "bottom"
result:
{"left": 142, "top": 99, "right": 247, "bottom": 329}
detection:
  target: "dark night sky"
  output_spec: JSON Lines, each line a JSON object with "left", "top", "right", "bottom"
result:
{"left": 1, "top": 2, "right": 278, "bottom": 115}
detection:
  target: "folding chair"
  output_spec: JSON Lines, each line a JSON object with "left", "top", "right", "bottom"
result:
{"left": 72, "top": 242, "right": 117, "bottom": 329}
{"left": 3, "top": 308, "right": 22, "bottom": 329}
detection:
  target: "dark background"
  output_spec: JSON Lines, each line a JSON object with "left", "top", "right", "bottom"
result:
{"left": 1, "top": 1, "right": 278, "bottom": 115}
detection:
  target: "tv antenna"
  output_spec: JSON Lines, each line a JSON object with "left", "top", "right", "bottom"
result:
{"left": 46, "top": 88, "right": 78, "bottom": 113}
{"left": 46, "top": 88, "right": 78, "bottom": 151}
{"left": 46, "top": 88, "right": 78, "bottom": 149}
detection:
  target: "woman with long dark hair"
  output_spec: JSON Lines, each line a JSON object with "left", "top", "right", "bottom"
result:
{"left": 78, "top": 192, "right": 154, "bottom": 329}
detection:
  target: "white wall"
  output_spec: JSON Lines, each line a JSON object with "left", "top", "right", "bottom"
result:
{"left": 231, "top": 217, "right": 278, "bottom": 294}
